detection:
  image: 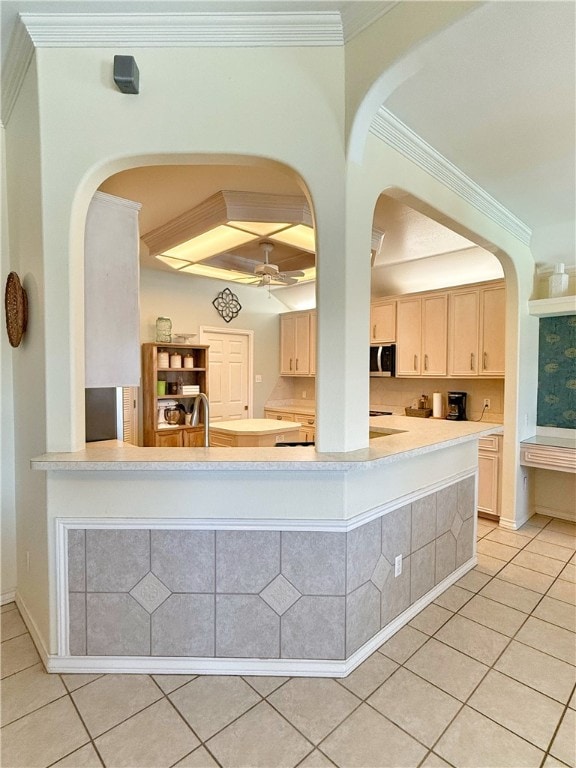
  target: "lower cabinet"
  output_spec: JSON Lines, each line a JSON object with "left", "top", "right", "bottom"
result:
{"left": 264, "top": 408, "right": 315, "bottom": 443}
{"left": 155, "top": 427, "right": 204, "bottom": 447}
{"left": 293, "top": 411, "right": 316, "bottom": 443}
{"left": 478, "top": 433, "right": 502, "bottom": 517}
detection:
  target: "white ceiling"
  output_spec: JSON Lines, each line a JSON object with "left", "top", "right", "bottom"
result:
{"left": 384, "top": 1, "right": 575, "bottom": 266}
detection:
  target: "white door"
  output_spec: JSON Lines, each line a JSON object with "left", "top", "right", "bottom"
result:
{"left": 200, "top": 328, "right": 252, "bottom": 421}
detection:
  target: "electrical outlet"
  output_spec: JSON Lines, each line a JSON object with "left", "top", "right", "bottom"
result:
{"left": 483, "top": 398, "right": 490, "bottom": 409}
{"left": 394, "top": 554, "right": 402, "bottom": 577}
{"left": 255, "top": 375, "right": 262, "bottom": 383}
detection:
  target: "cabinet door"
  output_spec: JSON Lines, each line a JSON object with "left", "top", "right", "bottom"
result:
{"left": 449, "top": 290, "right": 479, "bottom": 376}
{"left": 294, "top": 313, "right": 310, "bottom": 375}
{"left": 422, "top": 294, "right": 447, "bottom": 376}
{"left": 480, "top": 286, "right": 505, "bottom": 376}
{"left": 370, "top": 301, "right": 396, "bottom": 343}
{"left": 155, "top": 430, "right": 182, "bottom": 447}
{"left": 280, "top": 315, "right": 296, "bottom": 375}
{"left": 309, "top": 311, "right": 317, "bottom": 376}
{"left": 264, "top": 410, "right": 295, "bottom": 422}
{"left": 183, "top": 428, "right": 204, "bottom": 447}
{"left": 478, "top": 453, "right": 499, "bottom": 515}
{"left": 396, "top": 298, "right": 422, "bottom": 376}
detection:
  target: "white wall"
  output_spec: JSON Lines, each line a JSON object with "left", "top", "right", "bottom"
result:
{"left": 1, "top": 125, "right": 17, "bottom": 602}
{"left": 4, "top": 56, "right": 51, "bottom": 633}
{"left": 139, "top": 267, "right": 286, "bottom": 419}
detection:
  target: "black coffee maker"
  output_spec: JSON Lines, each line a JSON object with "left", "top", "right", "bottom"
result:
{"left": 446, "top": 391, "right": 467, "bottom": 420}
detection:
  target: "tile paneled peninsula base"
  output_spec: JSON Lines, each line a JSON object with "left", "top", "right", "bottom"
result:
{"left": 61, "top": 476, "right": 475, "bottom": 677}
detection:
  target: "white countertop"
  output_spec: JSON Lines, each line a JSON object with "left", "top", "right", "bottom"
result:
{"left": 31, "top": 416, "right": 502, "bottom": 472}
{"left": 521, "top": 435, "right": 576, "bottom": 450}
{"left": 210, "top": 419, "right": 302, "bottom": 435}
{"left": 265, "top": 402, "right": 316, "bottom": 416}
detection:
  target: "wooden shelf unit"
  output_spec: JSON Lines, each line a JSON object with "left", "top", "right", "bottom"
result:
{"left": 142, "top": 342, "right": 209, "bottom": 447}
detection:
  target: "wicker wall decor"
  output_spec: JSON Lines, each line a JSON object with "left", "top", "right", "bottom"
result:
{"left": 5, "top": 272, "right": 28, "bottom": 347}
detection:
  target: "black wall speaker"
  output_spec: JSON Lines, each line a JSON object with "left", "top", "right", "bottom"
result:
{"left": 113, "top": 55, "right": 139, "bottom": 94}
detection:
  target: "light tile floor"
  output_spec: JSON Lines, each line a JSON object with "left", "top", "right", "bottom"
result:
{"left": 1, "top": 515, "right": 575, "bottom": 768}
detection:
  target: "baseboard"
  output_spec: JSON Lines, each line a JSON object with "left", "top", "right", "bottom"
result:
{"left": 533, "top": 505, "right": 576, "bottom": 523}
{"left": 1, "top": 590, "right": 16, "bottom": 606}
{"left": 16, "top": 592, "right": 50, "bottom": 670}
{"left": 46, "top": 558, "right": 476, "bottom": 677}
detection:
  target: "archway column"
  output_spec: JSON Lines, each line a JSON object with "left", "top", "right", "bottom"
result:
{"left": 313, "top": 167, "right": 374, "bottom": 452}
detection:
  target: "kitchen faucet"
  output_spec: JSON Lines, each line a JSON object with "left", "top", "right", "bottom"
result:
{"left": 191, "top": 392, "right": 210, "bottom": 447}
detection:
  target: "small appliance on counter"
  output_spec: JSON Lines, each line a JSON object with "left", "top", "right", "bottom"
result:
{"left": 157, "top": 399, "right": 179, "bottom": 428}
{"left": 446, "top": 391, "right": 467, "bottom": 420}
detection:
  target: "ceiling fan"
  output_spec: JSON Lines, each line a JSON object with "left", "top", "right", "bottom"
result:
{"left": 250, "top": 241, "right": 305, "bottom": 287}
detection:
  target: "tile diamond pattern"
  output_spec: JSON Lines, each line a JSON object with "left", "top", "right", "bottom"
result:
{"left": 260, "top": 574, "right": 301, "bottom": 615}
{"left": 451, "top": 513, "right": 463, "bottom": 540}
{"left": 370, "top": 553, "right": 393, "bottom": 591}
{"left": 129, "top": 572, "right": 171, "bottom": 614}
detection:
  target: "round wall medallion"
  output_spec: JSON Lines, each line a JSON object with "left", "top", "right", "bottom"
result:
{"left": 5, "top": 272, "right": 28, "bottom": 347}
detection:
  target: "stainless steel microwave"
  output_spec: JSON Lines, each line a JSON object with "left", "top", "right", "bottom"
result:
{"left": 370, "top": 344, "right": 396, "bottom": 377}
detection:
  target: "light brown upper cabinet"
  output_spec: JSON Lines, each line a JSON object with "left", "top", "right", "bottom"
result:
{"left": 370, "top": 300, "right": 396, "bottom": 343}
{"left": 280, "top": 310, "right": 314, "bottom": 376}
{"left": 448, "top": 282, "right": 505, "bottom": 377}
{"left": 396, "top": 293, "right": 448, "bottom": 377}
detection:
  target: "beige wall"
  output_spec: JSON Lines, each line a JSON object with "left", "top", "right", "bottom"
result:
{"left": 139, "top": 267, "right": 285, "bottom": 420}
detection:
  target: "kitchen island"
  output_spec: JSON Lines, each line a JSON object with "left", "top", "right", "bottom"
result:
{"left": 209, "top": 418, "right": 302, "bottom": 447}
{"left": 31, "top": 416, "right": 501, "bottom": 677}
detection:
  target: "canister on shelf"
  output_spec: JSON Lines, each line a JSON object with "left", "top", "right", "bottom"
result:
{"left": 170, "top": 352, "right": 182, "bottom": 368}
{"left": 157, "top": 350, "right": 169, "bottom": 368}
{"left": 155, "top": 316, "right": 172, "bottom": 343}
{"left": 183, "top": 354, "right": 194, "bottom": 369}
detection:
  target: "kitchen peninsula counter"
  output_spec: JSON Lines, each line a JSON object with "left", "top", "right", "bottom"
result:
{"left": 31, "top": 416, "right": 498, "bottom": 677}
{"left": 31, "top": 416, "right": 501, "bottom": 472}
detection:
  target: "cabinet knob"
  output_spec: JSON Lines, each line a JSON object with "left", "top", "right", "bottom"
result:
{"left": 470, "top": 352, "right": 475, "bottom": 371}
{"left": 424, "top": 354, "right": 428, "bottom": 371}
{"left": 414, "top": 354, "right": 418, "bottom": 371}
{"left": 483, "top": 351, "right": 487, "bottom": 370}
{"left": 289, "top": 358, "right": 293, "bottom": 371}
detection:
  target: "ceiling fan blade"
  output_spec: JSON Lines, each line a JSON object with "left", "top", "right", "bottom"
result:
{"left": 279, "top": 270, "right": 305, "bottom": 278}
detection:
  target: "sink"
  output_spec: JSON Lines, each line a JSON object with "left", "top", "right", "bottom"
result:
{"left": 369, "top": 428, "right": 406, "bottom": 439}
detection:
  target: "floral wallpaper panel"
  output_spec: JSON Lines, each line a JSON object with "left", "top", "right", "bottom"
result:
{"left": 537, "top": 315, "right": 576, "bottom": 429}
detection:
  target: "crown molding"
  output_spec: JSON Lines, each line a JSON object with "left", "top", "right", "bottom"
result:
{"left": 21, "top": 11, "right": 344, "bottom": 48}
{"left": 1, "top": 19, "right": 34, "bottom": 126}
{"left": 370, "top": 107, "right": 532, "bottom": 246}
{"left": 340, "top": 2, "right": 397, "bottom": 41}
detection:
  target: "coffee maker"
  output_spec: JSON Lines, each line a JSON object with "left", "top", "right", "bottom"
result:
{"left": 446, "top": 391, "right": 467, "bottom": 420}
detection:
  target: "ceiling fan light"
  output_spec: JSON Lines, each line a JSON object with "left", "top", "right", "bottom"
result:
{"left": 163, "top": 225, "right": 257, "bottom": 262}
{"left": 270, "top": 224, "right": 315, "bottom": 253}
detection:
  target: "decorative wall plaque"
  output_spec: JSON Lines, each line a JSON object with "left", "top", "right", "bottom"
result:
{"left": 5, "top": 272, "right": 28, "bottom": 347}
{"left": 213, "top": 287, "right": 242, "bottom": 323}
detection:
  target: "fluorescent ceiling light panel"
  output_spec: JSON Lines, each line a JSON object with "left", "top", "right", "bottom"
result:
{"left": 270, "top": 224, "right": 315, "bottom": 253}
{"left": 228, "top": 221, "right": 292, "bottom": 236}
{"left": 163, "top": 225, "right": 256, "bottom": 262}
{"left": 155, "top": 254, "right": 191, "bottom": 269}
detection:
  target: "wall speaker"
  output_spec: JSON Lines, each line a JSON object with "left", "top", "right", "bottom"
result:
{"left": 113, "top": 55, "right": 139, "bottom": 94}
